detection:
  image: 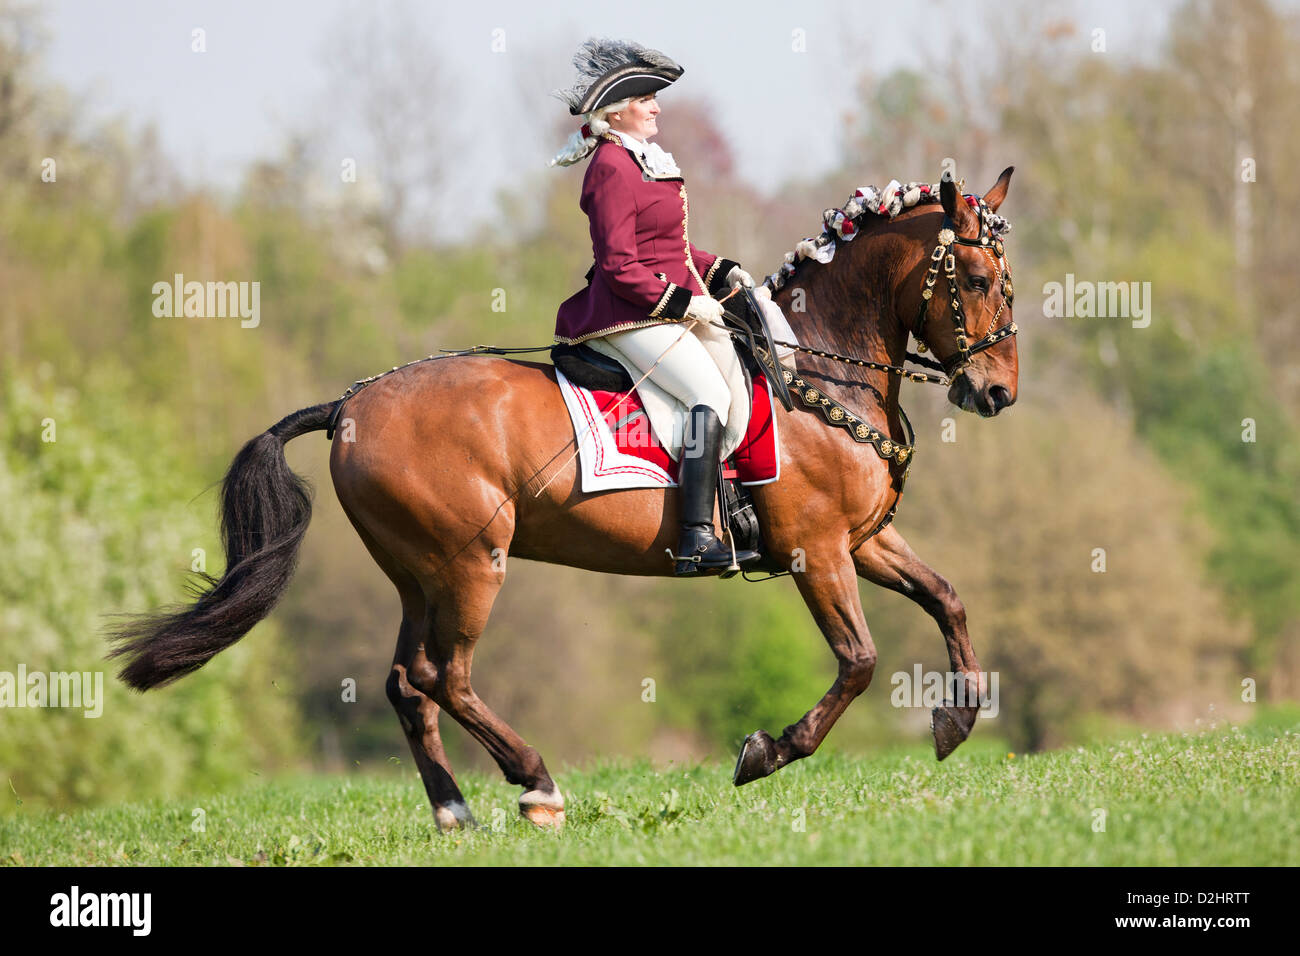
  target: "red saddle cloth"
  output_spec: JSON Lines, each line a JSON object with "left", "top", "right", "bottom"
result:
{"left": 557, "top": 367, "right": 780, "bottom": 489}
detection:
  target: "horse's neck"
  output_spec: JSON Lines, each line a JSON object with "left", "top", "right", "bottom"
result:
{"left": 775, "top": 230, "right": 909, "bottom": 432}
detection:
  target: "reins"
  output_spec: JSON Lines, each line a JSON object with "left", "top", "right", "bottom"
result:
{"left": 322, "top": 198, "right": 1016, "bottom": 570}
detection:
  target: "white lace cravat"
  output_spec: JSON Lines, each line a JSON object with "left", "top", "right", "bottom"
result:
{"left": 611, "top": 128, "right": 682, "bottom": 178}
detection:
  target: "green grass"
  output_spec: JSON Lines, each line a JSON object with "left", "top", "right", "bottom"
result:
{"left": 4, "top": 712, "right": 1298, "bottom": 866}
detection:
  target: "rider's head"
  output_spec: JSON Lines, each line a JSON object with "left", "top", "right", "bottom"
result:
{"left": 600, "top": 93, "right": 660, "bottom": 142}
{"left": 548, "top": 38, "right": 681, "bottom": 168}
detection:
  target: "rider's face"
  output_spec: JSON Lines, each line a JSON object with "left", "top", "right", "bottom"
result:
{"left": 607, "top": 94, "right": 660, "bottom": 141}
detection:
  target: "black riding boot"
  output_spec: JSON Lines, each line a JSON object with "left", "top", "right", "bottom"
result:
{"left": 672, "top": 404, "right": 761, "bottom": 576}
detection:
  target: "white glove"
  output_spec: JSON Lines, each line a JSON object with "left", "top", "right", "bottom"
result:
{"left": 726, "top": 265, "right": 756, "bottom": 289}
{"left": 684, "top": 295, "right": 724, "bottom": 323}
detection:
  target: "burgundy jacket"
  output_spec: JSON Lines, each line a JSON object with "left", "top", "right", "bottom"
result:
{"left": 555, "top": 131, "right": 739, "bottom": 344}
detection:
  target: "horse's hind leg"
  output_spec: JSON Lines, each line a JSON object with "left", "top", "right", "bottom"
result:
{"left": 340, "top": 503, "right": 476, "bottom": 831}
{"left": 416, "top": 560, "right": 566, "bottom": 829}
{"left": 852, "top": 525, "right": 983, "bottom": 760}
{"left": 388, "top": 607, "right": 476, "bottom": 832}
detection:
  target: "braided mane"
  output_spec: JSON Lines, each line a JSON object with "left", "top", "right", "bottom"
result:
{"left": 764, "top": 179, "right": 1011, "bottom": 293}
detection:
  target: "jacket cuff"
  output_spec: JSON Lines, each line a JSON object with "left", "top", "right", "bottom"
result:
{"left": 706, "top": 258, "right": 741, "bottom": 297}
{"left": 651, "top": 275, "right": 693, "bottom": 320}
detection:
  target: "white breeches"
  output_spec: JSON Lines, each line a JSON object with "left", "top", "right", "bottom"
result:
{"left": 600, "top": 322, "right": 733, "bottom": 427}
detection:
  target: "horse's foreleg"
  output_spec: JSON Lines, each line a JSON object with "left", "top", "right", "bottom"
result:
{"left": 734, "top": 550, "right": 877, "bottom": 786}
{"left": 852, "top": 524, "right": 982, "bottom": 759}
{"left": 418, "top": 561, "right": 566, "bottom": 830}
{"left": 387, "top": 615, "right": 476, "bottom": 832}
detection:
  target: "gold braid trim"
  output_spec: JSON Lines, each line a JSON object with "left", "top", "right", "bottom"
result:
{"left": 649, "top": 281, "right": 679, "bottom": 318}
{"left": 679, "top": 185, "right": 709, "bottom": 296}
{"left": 554, "top": 318, "right": 678, "bottom": 345}
{"left": 704, "top": 256, "right": 723, "bottom": 290}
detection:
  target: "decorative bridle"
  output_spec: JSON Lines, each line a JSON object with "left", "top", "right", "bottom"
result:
{"left": 912, "top": 193, "right": 1018, "bottom": 378}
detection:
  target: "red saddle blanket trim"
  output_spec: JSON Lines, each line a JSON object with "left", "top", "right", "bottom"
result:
{"left": 582, "top": 370, "right": 779, "bottom": 484}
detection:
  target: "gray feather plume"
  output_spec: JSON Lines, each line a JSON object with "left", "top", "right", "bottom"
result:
{"left": 550, "top": 36, "right": 681, "bottom": 113}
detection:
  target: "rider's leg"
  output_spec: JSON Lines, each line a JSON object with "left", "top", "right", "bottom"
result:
{"left": 601, "top": 323, "right": 760, "bottom": 574}
{"left": 601, "top": 322, "right": 732, "bottom": 427}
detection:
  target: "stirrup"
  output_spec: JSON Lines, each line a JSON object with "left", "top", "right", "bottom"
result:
{"left": 667, "top": 525, "right": 760, "bottom": 576}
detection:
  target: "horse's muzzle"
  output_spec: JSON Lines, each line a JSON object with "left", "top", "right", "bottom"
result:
{"left": 949, "top": 374, "right": 1017, "bottom": 418}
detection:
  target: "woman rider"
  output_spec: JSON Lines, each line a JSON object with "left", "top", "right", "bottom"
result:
{"left": 549, "top": 37, "right": 762, "bottom": 576}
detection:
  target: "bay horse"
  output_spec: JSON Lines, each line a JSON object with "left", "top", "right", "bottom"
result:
{"left": 110, "top": 170, "right": 1018, "bottom": 831}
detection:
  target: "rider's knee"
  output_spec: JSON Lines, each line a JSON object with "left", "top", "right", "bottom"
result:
{"left": 686, "top": 375, "right": 731, "bottom": 423}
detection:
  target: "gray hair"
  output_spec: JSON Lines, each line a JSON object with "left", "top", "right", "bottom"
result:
{"left": 548, "top": 96, "right": 634, "bottom": 168}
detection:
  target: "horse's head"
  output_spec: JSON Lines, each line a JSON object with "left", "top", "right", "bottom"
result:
{"left": 910, "top": 168, "right": 1018, "bottom": 417}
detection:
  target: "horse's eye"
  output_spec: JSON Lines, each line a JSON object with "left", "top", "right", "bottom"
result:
{"left": 968, "top": 276, "right": 989, "bottom": 293}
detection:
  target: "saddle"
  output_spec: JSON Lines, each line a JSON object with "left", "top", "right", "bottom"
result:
{"left": 550, "top": 288, "right": 789, "bottom": 579}
{"left": 551, "top": 342, "right": 633, "bottom": 392}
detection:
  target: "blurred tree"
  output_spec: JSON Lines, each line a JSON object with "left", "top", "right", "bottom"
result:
{"left": 319, "top": 1, "right": 450, "bottom": 257}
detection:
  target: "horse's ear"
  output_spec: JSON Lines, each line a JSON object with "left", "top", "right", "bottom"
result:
{"left": 940, "top": 175, "right": 978, "bottom": 234}
{"left": 983, "top": 166, "right": 1015, "bottom": 212}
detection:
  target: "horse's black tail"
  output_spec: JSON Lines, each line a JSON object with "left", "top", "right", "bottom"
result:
{"left": 108, "top": 402, "right": 338, "bottom": 691}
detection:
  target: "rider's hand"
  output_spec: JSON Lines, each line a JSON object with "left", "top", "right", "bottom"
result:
{"left": 684, "top": 296, "right": 724, "bottom": 324}
{"left": 726, "top": 265, "right": 756, "bottom": 289}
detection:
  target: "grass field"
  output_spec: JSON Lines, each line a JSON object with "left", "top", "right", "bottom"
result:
{"left": 4, "top": 711, "right": 1298, "bottom": 866}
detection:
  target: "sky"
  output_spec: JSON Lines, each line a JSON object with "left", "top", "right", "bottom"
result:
{"left": 40, "top": 0, "right": 1181, "bottom": 240}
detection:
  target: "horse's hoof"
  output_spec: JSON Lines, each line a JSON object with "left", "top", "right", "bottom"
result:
{"left": 931, "top": 702, "right": 976, "bottom": 761}
{"left": 733, "top": 730, "right": 779, "bottom": 786}
{"left": 520, "top": 805, "right": 566, "bottom": 829}
{"left": 519, "top": 787, "right": 566, "bottom": 830}
{"left": 433, "top": 800, "right": 477, "bottom": 832}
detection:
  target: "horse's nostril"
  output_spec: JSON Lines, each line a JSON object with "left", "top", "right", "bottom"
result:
{"left": 989, "top": 385, "right": 1013, "bottom": 411}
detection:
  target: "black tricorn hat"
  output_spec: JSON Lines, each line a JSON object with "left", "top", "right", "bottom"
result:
{"left": 552, "top": 37, "right": 684, "bottom": 117}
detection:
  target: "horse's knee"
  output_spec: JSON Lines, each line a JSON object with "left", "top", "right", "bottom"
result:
{"left": 939, "top": 585, "right": 966, "bottom": 630}
{"left": 841, "top": 645, "right": 877, "bottom": 694}
{"left": 920, "top": 575, "right": 965, "bottom": 630}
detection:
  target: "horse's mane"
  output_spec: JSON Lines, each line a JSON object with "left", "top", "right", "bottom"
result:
{"left": 763, "top": 179, "right": 1011, "bottom": 293}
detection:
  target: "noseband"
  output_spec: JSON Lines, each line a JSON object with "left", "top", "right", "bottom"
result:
{"left": 913, "top": 195, "right": 1018, "bottom": 378}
